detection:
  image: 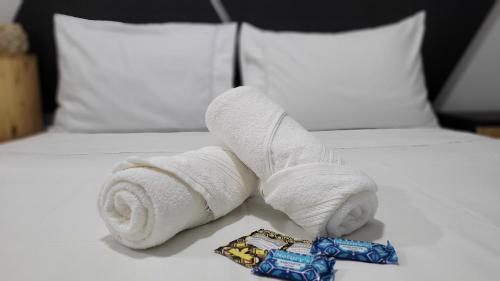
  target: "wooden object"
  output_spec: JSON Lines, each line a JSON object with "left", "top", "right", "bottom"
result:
{"left": 439, "top": 112, "right": 500, "bottom": 139}
{"left": 476, "top": 127, "right": 500, "bottom": 139}
{"left": 0, "top": 54, "right": 43, "bottom": 142}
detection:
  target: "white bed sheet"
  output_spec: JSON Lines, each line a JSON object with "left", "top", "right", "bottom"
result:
{"left": 1, "top": 128, "right": 499, "bottom": 280}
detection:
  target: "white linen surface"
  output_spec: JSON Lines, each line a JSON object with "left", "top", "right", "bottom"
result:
{"left": 1, "top": 128, "right": 499, "bottom": 280}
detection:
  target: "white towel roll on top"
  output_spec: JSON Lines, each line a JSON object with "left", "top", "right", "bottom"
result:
{"left": 206, "top": 86, "right": 378, "bottom": 236}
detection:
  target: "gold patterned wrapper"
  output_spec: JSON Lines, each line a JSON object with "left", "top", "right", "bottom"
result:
{"left": 214, "top": 229, "right": 311, "bottom": 268}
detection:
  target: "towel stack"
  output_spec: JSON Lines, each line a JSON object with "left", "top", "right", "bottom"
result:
{"left": 98, "top": 86, "right": 378, "bottom": 249}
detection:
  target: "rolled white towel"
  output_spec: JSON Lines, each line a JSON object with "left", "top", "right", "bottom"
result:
{"left": 98, "top": 146, "right": 257, "bottom": 249}
{"left": 206, "top": 86, "right": 378, "bottom": 236}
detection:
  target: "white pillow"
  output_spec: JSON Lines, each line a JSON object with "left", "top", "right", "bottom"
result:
{"left": 53, "top": 14, "right": 236, "bottom": 132}
{"left": 240, "top": 12, "right": 438, "bottom": 130}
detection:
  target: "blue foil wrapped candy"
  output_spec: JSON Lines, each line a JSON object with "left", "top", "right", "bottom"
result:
{"left": 310, "top": 237, "right": 398, "bottom": 264}
{"left": 252, "top": 249, "right": 335, "bottom": 281}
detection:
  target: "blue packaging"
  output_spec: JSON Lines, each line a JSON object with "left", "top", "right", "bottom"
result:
{"left": 252, "top": 249, "right": 335, "bottom": 281}
{"left": 310, "top": 237, "right": 398, "bottom": 264}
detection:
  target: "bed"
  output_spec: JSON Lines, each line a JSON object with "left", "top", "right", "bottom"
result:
{"left": 2, "top": 0, "right": 499, "bottom": 280}
{"left": 1, "top": 128, "right": 500, "bottom": 280}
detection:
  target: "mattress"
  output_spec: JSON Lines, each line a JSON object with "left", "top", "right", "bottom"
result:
{"left": 1, "top": 128, "right": 499, "bottom": 280}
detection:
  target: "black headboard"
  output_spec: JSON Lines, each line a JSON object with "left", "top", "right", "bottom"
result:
{"left": 16, "top": 0, "right": 496, "bottom": 114}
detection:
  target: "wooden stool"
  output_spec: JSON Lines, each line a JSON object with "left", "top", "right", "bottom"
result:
{"left": 0, "top": 54, "right": 43, "bottom": 142}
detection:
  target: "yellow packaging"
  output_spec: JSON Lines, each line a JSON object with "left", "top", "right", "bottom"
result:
{"left": 214, "top": 229, "right": 311, "bottom": 268}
